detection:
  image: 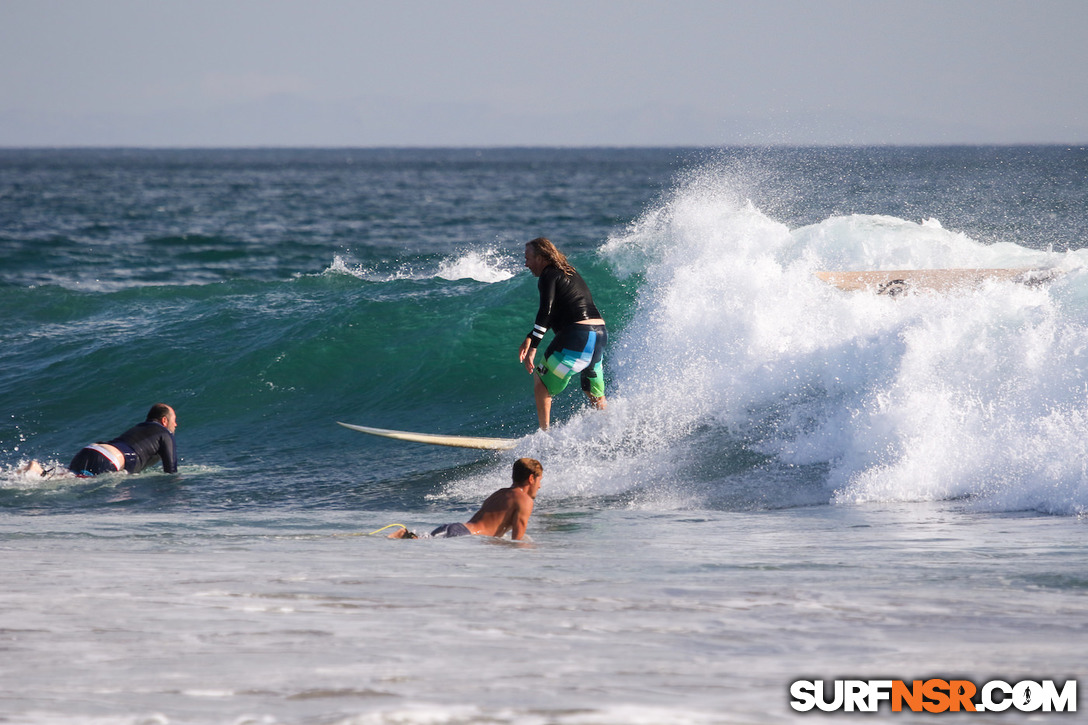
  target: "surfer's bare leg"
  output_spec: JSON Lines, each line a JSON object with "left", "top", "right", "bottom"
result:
{"left": 534, "top": 375, "right": 552, "bottom": 430}
{"left": 586, "top": 392, "right": 607, "bottom": 411}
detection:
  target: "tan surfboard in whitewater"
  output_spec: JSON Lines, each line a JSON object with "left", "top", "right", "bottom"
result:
{"left": 337, "top": 421, "right": 519, "bottom": 450}
{"left": 814, "top": 268, "right": 1059, "bottom": 296}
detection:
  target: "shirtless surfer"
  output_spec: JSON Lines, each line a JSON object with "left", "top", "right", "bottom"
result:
{"left": 390, "top": 458, "right": 543, "bottom": 540}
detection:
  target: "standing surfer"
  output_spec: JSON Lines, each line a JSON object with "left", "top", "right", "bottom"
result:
{"left": 517, "top": 237, "right": 607, "bottom": 430}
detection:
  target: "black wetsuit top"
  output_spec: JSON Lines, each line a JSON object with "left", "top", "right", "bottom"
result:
{"left": 108, "top": 421, "right": 178, "bottom": 474}
{"left": 527, "top": 265, "right": 602, "bottom": 349}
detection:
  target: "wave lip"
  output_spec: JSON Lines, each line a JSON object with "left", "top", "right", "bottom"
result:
{"left": 324, "top": 248, "right": 516, "bottom": 284}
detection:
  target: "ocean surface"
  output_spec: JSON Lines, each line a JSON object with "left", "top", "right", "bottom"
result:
{"left": 2, "top": 146, "right": 1087, "bottom": 723}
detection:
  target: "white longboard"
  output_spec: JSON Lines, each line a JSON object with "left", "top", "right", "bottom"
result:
{"left": 814, "top": 268, "right": 1056, "bottom": 296}
{"left": 337, "top": 422, "right": 518, "bottom": 450}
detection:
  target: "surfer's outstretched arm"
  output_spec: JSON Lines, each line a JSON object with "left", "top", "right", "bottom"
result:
{"left": 518, "top": 336, "right": 535, "bottom": 373}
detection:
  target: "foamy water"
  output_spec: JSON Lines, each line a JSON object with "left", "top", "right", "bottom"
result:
{"left": 436, "top": 164, "right": 1088, "bottom": 519}
{"left": 325, "top": 249, "right": 516, "bottom": 284}
{"left": 559, "top": 167, "right": 1088, "bottom": 516}
{"left": 2, "top": 504, "right": 1084, "bottom": 725}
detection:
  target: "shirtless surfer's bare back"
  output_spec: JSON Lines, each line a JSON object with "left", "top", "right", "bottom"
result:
{"left": 390, "top": 458, "right": 543, "bottom": 541}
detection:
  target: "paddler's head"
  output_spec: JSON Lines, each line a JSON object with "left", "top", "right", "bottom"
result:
{"left": 512, "top": 457, "right": 543, "bottom": 499}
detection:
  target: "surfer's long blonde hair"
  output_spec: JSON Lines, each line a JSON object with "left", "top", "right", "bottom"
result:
{"left": 527, "top": 237, "right": 576, "bottom": 277}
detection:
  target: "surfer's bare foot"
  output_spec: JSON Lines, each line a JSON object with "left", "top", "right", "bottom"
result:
{"left": 17, "top": 460, "right": 45, "bottom": 477}
{"left": 388, "top": 527, "right": 417, "bottom": 539}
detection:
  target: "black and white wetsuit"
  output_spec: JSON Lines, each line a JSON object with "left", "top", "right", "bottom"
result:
{"left": 526, "top": 265, "right": 603, "bottom": 350}
{"left": 68, "top": 421, "right": 178, "bottom": 475}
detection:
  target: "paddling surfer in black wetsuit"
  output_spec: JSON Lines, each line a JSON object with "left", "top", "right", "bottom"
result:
{"left": 19, "top": 403, "right": 179, "bottom": 477}
{"left": 517, "top": 237, "right": 607, "bottom": 430}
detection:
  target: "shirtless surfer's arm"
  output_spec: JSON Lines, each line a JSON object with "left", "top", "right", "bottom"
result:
{"left": 509, "top": 491, "right": 534, "bottom": 540}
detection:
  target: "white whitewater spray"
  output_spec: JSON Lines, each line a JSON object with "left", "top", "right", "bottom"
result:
{"left": 596, "top": 162, "right": 1088, "bottom": 514}
{"left": 326, "top": 248, "right": 516, "bottom": 283}
{"left": 448, "top": 161, "right": 1088, "bottom": 515}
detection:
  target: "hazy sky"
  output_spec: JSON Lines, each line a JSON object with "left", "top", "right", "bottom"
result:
{"left": 2, "top": 0, "right": 1086, "bottom": 146}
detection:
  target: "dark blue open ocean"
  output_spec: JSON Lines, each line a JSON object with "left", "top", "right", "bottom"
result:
{"left": 2, "top": 147, "right": 1086, "bottom": 723}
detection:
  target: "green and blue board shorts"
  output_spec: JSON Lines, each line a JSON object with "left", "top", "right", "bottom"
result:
{"left": 535, "top": 324, "right": 606, "bottom": 398}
